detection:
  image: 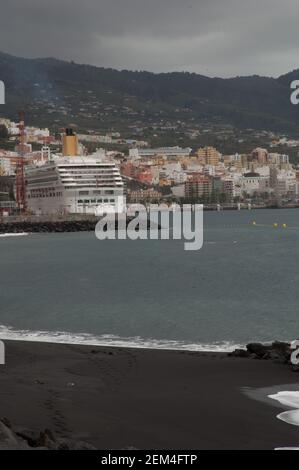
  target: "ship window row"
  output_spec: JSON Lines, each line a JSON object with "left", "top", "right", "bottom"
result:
{"left": 30, "top": 187, "right": 56, "bottom": 192}
{"left": 61, "top": 175, "right": 121, "bottom": 179}
{"left": 77, "top": 199, "right": 115, "bottom": 204}
{"left": 60, "top": 177, "right": 120, "bottom": 182}
{"left": 62, "top": 181, "right": 122, "bottom": 184}
{"left": 58, "top": 166, "right": 115, "bottom": 170}
{"left": 26, "top": 176, "right": 58, "bottom": 184}
{"left": 59, "top": 174, "right": 119, "bottom": 179}
{"left": 61, "top": 175, "right": 122, "bottom": 181}
{"left": 28, "top": 192, "right": 63, "bottom": 199}
{"left": 64, "top": 184, "right": 123, "bottom": 189}
{"left": 79, "top": 190, "right": 114, "bottom": 195}
{"left": 59, "top": 168, "right": 119, "bottom": 175}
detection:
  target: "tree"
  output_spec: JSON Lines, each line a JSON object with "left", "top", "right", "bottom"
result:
{"left": 0, "top": 125, "right": 8, "bottom": 140}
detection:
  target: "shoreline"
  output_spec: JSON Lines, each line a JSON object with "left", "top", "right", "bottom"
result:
{"left": 0, "top": 216, "right": 160, "bottom": 234}
{"left": 0, "top": 339, "right": 298, "bottom": 449}
{"left": 0, "top": 205, "right": 298, "bottom": 233}
{"left": 0, "top": 328, "right": 243, "bottom": 352}
{"left": 0, "top": 325, "right": 291, "bottom": 354}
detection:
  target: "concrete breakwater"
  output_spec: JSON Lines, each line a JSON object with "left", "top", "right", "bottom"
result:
{"left": 0, "top": 220, "right": 98, "bottom": 233}
{"left": 0, "top": 216, "right": 156, "bottom": 234}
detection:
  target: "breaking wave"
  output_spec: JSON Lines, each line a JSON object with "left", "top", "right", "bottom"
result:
{"left": 0, "top": 325, "right": 242, "bottom": 352}
{"left": 269, "top": 391, "right": 299, "bottom": 450}
{"left": 0, "top": 233, "right": 28, "bottom": 238}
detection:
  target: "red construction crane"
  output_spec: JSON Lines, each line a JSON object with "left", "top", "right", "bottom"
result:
{"left": 15, "top": 111, "right": 27, "bottom": 212}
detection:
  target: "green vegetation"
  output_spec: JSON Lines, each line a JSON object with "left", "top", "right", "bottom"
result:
{"left": 1, "top": 51, "right": 299, "bottom": 136}
{"left": 0, "top": 124, "right": 8, "bottom": 140}
{"left": 0, "top": 176, "right": 14, "bottom": 200}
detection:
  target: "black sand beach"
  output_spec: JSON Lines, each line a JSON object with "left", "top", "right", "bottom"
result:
{"left": 0, "top": 340, "right": 298, "bottom": 450}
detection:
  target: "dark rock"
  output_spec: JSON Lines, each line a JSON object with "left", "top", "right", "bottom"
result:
{"left": 267, "top": 351, "right": 287, "bottom": 363}
{"left": 47, "top": 437, "right": 97, "bottom": 450}
{"left": 229, "top": 340, "right": 293, "bottom": 368}
{"left": 1, "top": 417, "right": 12, "bottom": 429}
{"left": 246, "top": 343, "right": 270, "bottom": 357}
{"left": 37, "top": 429, "right": 57, "bottom": 449}
{"left": 271, "top": 341, "right": 291, "bottom": 360}
{"left": 0, "top": 420, "right": 97, "bottom": 450}
{"left": 246, "top": 341, "right": 291, "bottom": 362}
{"left": 0, "top": 421, "right": 28, "bottom": 449}
{"left": 0, "top": 216, "right": 160, "bottom": 234}
{"left": 0, "top": 421, "right": 17, "bottom": 443}
{"left": 228, "top": 349, "right": 249, "bottom": 358}
{"left": 15, "top": 427, "right": 40, "bottom": 447}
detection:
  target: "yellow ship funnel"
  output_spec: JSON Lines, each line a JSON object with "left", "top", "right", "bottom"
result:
{"left": 62, "top": 128, "right": 78, "bottom": 156}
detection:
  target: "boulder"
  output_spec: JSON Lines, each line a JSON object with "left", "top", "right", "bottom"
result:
{"left": 0, "top": 421, "right": 19, "bottom": 446}
{"left": 0, "top": 420, "right": 31, "bottom": 450}
{"left": 37, "top": 429, "right": 57, "bottom": 449}
{"left": 15, "top": 427, "right": 40, "bottom": 447}
{"left": 246, "top": 343, "right": 270, "bottom": 358}
{"left": 229, "top": 341, "right": 293, "bottom": 366}
{"left": 228, "top": 349, "right": 250, "bottom": 358}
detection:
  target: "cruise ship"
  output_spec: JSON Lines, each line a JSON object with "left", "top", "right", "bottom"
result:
{"left": 25, "top": 129, "right": 125, "bottom": 215}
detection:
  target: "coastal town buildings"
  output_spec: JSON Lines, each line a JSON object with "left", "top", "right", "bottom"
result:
{"left": 129, "top": 147, "right": 192, "bottom": 159}
{"left": 120, "top": 144, "right": 299, "bottom": 204}
{"left": 197, "top": 146, "right": 220, "bottom": 166}
{"left": 1, "top": 116, "right": 299, "bottom": 208}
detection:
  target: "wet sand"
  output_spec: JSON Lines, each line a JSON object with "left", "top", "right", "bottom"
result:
{"left": 0, "top": 340, "right": 298, "bottom": 450}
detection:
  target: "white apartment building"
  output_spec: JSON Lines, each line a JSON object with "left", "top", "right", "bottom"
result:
{"left": 0, "top": 156, "right": 13, "bottom": 176}
{"left": 268, "top": 153, "right": 290, "bottom": 166}
{"left": 275, "top": 170, "right": 297, "bottom": 197}
{"left": 239, "top": 172, "right": 270, "bottom": 196}
{"left": 161, "top": 162, "right": 187, "bottom": 184}
{"left": 129, "top": 147, "right": 192, "bottom": 159}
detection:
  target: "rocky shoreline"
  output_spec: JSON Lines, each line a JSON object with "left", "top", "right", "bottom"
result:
{"left": 0, "top": 419, "right": 96, "bottom": 450}
{"left": 229, "top": 341, "right": 299, "bottom": 370}
{"left": 0, "top": 218, "right": 157, "bottom": 234}
{"left": 0, "top": 220, "right": 99, "bottom": 233}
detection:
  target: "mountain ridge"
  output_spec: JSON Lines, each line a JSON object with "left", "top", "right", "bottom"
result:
{"left": 0, "top": 51, "right": 299, "bottom": 133}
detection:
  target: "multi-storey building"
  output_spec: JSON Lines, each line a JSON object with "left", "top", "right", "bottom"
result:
{"left": 184, "top": 175, "right": 212, "bottom": 199}
{"left": 197, "top": 146, "right": 220, "bottom": 166}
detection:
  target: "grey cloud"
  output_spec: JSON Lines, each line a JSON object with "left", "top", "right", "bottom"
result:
{"left": 0, "top": 0, "right": 299, "bottom": 77}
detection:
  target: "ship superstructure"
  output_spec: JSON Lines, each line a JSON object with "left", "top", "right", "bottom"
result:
{"left": 25, "top": 129, "right": 125, "bottom": 215}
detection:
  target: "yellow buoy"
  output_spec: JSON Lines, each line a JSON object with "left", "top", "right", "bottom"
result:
{"left": 282, "top": 224, "right": 287, "bottom": 229}
{"left": 252, "top": 221, "right": 257, "bottom": 226}
{"left": 273, "top": 223, "right": 278, "bottom": 228}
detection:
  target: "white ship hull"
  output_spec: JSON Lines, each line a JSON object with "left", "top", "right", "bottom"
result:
{"left": 25, "top": 154, "right": 125, "bottom": 216}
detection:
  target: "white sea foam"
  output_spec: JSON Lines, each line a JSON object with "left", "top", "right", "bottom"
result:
{"left": 269, "top": 391, "right": 299, "bottom": 449}
{"left": 269, "top": 392, "right": 299, "bottom": 409}
{"left": 275, "top": 448, "right": 299, "bottom": 451}
{"left": 0, "top": 325, "right": 242, "bottom": 352}
{"left": 270, "top": 391, "right": 299, "bottom": 427}
{"left": 277, "top": 410, "right": 299, "bottom": 427}
{"left": 0, "top": 233, "right": 28, "bottom": 238}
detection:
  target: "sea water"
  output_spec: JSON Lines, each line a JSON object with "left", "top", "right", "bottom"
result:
{"left": 0, "top": 209, "right": 299, "bottom": 351}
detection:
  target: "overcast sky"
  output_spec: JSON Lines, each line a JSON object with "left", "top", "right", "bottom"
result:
{"left": 1, "top": 0, "right": 299, "bottom": 77}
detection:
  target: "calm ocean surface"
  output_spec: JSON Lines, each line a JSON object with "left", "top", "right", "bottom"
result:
{"left": 0, "top": 208, "right": 299, "bottom": 351}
